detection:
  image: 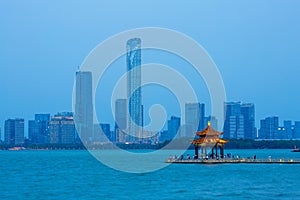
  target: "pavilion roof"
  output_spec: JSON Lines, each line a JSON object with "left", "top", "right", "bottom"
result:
{"left": 194, "top": 122, "right": 223, "bottom": 137}
{"left": 191, "top": 122, "right": 228, "bottom": 145}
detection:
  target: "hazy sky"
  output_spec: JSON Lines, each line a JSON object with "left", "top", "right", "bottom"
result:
{"left": 1, "top": 1, "right": 300, "bottom": 138}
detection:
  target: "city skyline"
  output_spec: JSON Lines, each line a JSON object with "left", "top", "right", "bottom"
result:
{"left": 2, "top": 99, "right": 300, "bottom": 144}
{"left": 1, "top": 2, "right": 300, "bottom": 136}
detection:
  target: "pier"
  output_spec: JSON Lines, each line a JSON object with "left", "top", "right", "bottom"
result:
{"left": 167, "top": 122, "right": 300, "bottom": 165}
{"left": 166, "top": 158, "right": 300, "bottom": 164}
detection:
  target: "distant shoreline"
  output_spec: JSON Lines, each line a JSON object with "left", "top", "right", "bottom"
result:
{"left": 1, "top": 139, "right": 300, "bottom": 151}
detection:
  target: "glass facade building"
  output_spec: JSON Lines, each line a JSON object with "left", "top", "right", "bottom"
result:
{"left": 126, "top": 38, "right": 143, "bottom": 143}
{"left": 224, "top": 102, "right": 255, "bottom": 139}
{"left": 114, "top": 99, "right": 127, "bottom": 143}
{"left": 294, "top": 121, "right": 300, "bottom": 139}
{"left": 284, "top": 120, "right": 293, "bottom": 139}
{"left": 185, "top": 103, "right": 205, "bottom": 137}
{"left": 4, "top": 118, "right": 24, "bottom": 145}
{"left": 75, "top": 71, "right": 93, "bottom": 144}
{"left": 48, "top": 112, "right": 75, "bottom": 144}
{"left": 259, "top": 116, "right": 279, "bottom": 139}
{"left": 241, "top": 103, "right": 255, "bottom": 139}
{"left": 28, "top": 113, "right": 50, "bottom": 144}
{"left": 204, "top": 116, "right": 218, "bottom": 130}
{"left": 168, "top": 116, "right": 181, "bottom": 140}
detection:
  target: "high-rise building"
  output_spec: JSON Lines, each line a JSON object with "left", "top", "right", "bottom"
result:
{"left": 277, "top": 126, "right": 285, "bottom": 139}
{"left": 168, "top": 116, "right": 181, "bottom": 139}
{"left": 74, "top": 71, "right": 93, "bottom": 144}
{"left": 224, "top": 102, "right": 242, "bottom": 138}
{"left": 185, "top": 103, "right": 205, "bottom": 137}
{"left": 259, "top": 116, "right": 279, "bottom": 139}
{"left": 93, "top": 124, "right": 106, "bottom": 143}
{"left": 28, "top": 120, "right": 40, "bottom": 143}
{"left": 230, "top": 115, "right": 245, "bottom": 139}
{"left": 126, "top": 38, "right": 143, "bottom": 143}
{"left": 60, "top": 117, "right": 75, "bottom": 144}
{"left": 204, "top": 116, "right": 218, "bottom": 130}
{"left": 100, "top": 123, "right": 111, "bottom": 141}
{"left": 294, "top": 121, "right": 300, "bottom": 139}
{"left": 159, "top": 130, "right": 169, "bottom": 142}
{"left": 283, "top": 120, "right": 293, "bottom": 139}
{"left": 5, "top": 118, "right": 24, "bottom": 145}
{"left": 199, "top": 104, "right": 205, "bottom": 131}
{"left": 224, "top": 102, "right": 255, "bottom": 139}
{"left": 48, "top": 112, "right": 75, "bottom": 144}
{"left": 48, "top": 117, "right": 60, "bottom": 144}
{"left": 28, "top": 113, "right": 50, "bottom": 144}
{"left": 114, "top": 99, "right": 127, "bottom": 143}
{"left": 241, "top": 103, "right": 255, "bottom": 139}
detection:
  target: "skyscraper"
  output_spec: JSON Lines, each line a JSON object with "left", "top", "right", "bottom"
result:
{"left": 75, "top": 71, "right": 93, "bottom": 144}
{"left": 60, "top": 115, "right": 75, "bottom": 144}
{"left": 204, "top": 116, "right": 218, "bottom": 130}
{"left": 168, "top": 116, "right": 181, "bottom": 139}
{"left": 224, "top": 102, "right": 255, "bottom": 139}
{"left": 48, "top": 117, "right": 60, "bottom": 144}
{"left": 277, "top": 126, "right": 285, "bottom": 139}
{"left": 185, "top": 103, "right": 205, "bottom": 137}
{"left": 293, "top": 121, "right": 300, "bottom": 139}
{"left": 241, "top": 103, "right": 255, "bottom": 139}
{"left": 199, "top": 103, "right": 205, "bottom": 131}
{"left": 5, "top": 118, "right": 24, "bottom": 145}
{"left": 159, "top": 130, "right": 169, "bottom": 142}
{"left": 100, "top": 123, "right": 111, "bottom": 141}
{"left": 224, "top": 102, "right": 243, "bottom": 139}
{"left": 28, "top": 113, "right": 50, "bottom": 144}
{"left": 48, "top": 112, "right": 75, "bottom": 144}
{"left": 126, "top": 38, "right": 143, "bottom": 143}
{"left": 283, "top": 120, "right": 293, "bottom": 139}
{"left": 259, "top": 116, "right": 279, "bottom": 139}
{"left": 93, "top": 123, "right": 107, "bottom": 143}
{"left": 114, "top": 99, "right": 127, "bottom": 143}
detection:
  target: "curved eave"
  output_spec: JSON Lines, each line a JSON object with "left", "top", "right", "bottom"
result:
{"left": 195, "top": 125, "right": 223, "bottom": 137}
{"left": 191, "top": 138, "right": 229, "bottom": 145}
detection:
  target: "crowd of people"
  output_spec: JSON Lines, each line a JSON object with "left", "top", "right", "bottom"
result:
{"left": 169, "top": 153, "right": 258, "bottom": 161}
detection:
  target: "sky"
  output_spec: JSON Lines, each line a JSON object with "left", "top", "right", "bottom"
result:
{"left": 1, "top": 1, "right": 300, "bottom": 138}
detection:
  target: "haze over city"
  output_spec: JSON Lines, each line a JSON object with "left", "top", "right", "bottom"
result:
{"left": 1, "top": 1, "right": 300, "bottom": 139}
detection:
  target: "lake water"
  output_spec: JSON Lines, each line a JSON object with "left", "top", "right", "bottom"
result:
{"left": 1, "top": 149, "right": 300, "bottom": 199}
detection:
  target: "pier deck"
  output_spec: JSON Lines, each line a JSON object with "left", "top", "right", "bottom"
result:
{"left": 166, "top": 158, "right": 300, "bottom": 164}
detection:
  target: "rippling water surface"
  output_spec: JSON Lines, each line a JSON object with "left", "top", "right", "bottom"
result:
{"left": 1, "top": 149, "right": 300, "bottom": 199}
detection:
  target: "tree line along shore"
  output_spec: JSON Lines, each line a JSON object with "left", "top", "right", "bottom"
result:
{"left": 1, "top": 139, "right": 300, "bottom": 150}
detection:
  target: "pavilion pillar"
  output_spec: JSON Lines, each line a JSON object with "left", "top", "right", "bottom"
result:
{"left": 220, "top": 144, "right": 224, "bottom": 158}
{"left": 222, "top": 144, "right": 224, "bottom": 158}
{"left": 215, "top": 144, "right": 218, "bottom": 158}
{"left": 194, "top": 145, "right": 199, "bottom": 157}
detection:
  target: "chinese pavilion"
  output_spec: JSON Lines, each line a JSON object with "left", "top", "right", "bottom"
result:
{"left": 191, "top": 122, "right": 228, "bottom": 159}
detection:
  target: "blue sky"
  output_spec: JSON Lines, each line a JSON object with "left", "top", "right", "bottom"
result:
{"left": 1, "top": 1, "right": 300, "bottom": 137}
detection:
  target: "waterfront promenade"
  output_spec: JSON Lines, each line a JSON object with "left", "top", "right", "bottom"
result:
{"left": 167, "top": 158, "right": 300, "bottom": 164}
